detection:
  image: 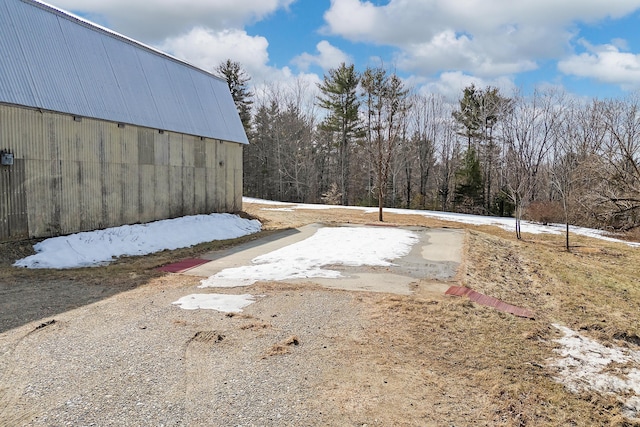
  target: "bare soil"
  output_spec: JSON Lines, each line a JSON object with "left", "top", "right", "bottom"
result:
{"left": 1, "top": 202, "right": 640, "bottom": 426}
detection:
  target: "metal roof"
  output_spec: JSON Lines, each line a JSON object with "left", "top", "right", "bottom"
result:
{"left": 0, "top": 0, "right": 248, "bottom": 144}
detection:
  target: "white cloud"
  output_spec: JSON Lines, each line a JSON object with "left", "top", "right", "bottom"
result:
{"left": 292, "top": 41, "right": 351, "bottom": 71}
{"left": 325, "top": 0, "right": 640, "bottom": 44}
{"left": 420, "top": 71, "right": 516, "bottom": 101}
{"left": 159, "top": 27, "right": 270, "bottom": 77}
{"left": 323, "top": 0, "right": 640, "bottom": 77}
{"left": 611, "top": 38, "right": 630, "bottom": 51}
{"left": 51, "top": 0, "right": 295, "bottom": 42}
{"left": 396, "top": 30, "right": 539, "bottom": 77}
{"left": 559, "top": 41, "right": 640, "bottom": 90}
{"left": 159, "top": 27, "right": 322, "bottom": 101}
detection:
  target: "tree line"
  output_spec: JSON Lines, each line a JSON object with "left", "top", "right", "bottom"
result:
{"left": 215, "top": 60, "right": 640, "bottom": 238}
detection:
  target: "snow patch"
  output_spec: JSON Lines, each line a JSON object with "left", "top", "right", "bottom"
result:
{"left": 550, "top": 324, "right": 640, "bottom": 419}
{"left": 199, "top": 226, "right": 418, "bottom": 288}
{"left": 172, "top": 293, "right": 256, "bottom": 312}
{"left": 244, "top": 197, "right": 640, "bottom": 247}
{"left": 260, "top": 208, "right": 296, "bottom": 212}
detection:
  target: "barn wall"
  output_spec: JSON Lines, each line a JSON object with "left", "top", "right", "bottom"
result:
{"left": 0, "top": 104, "right": 243, "bottom": 241}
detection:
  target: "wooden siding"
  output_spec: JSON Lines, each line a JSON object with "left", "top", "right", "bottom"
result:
{"left": 0, "top": 104, "right": 243, "bottom": 241}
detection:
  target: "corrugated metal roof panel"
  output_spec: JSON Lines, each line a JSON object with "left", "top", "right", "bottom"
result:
{"left": 193, "top": 72, "right": 232, "bottom": 139}
{"left": 211, "top": 77, "right": 248, "bottom": 144}
{"left": 0, "top": 2, "right": 37, "bottom": 107}
{"left": 162, "top": 62, "right": 200, "bottom": 134}
{"left": 101, "top": 35, "right": 159, "bottom": 127}
{"left": 0, "top": 0, "right": 248, "bottom": 144}
{"left": 135, "top": 49, "right": 189, "bottom": 132}
{"left": 57, "top": 15, "right": 132, "bottom": 123}
{"left": 7, "top": 0, "right": 92, "bottom": 116}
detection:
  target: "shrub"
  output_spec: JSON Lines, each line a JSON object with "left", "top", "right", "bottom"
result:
{"left": 524, "top": 201, "right": 564, "bottom": 225}
{"left": 321, "top": 183, "right": 342, "bottom": 205}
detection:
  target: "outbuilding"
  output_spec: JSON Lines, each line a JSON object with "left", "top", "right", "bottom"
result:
{"left": 0, "top": 0, "right": 248, "bottom": 241}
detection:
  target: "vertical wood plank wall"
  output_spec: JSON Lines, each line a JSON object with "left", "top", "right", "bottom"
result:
{"left": 0, "top": 104, "right": 243, "bottom": 241}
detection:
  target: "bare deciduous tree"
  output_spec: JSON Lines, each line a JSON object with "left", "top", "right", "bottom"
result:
{"left": 502, "top": 89, "right": 562, "bottom": 239}
{"left": 590, "top": 95, "right": 640, "bottom": 230}
{"left": 361, "top": 67, "right": 410, "bottom": 221}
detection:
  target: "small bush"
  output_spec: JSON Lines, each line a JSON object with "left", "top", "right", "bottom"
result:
{"left": 321, "top": 183, "right": 342, "bottom": 205}
{"left": 524, "top": 201, "right": 564, "bottom": 225}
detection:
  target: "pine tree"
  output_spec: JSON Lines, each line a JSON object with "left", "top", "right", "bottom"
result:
{"left": 452, "top": 84, "right": 482, "bottom": 150}
{"left": 316, "top": 62, "right": 361, "bottom": 205}
{"left": 215, "top": 59, "right": 253, "bottom": 132}
{"left": 454, "top": 147, "right": 483, "bottom": 213}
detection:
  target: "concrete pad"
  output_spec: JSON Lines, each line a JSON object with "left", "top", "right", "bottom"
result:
{"left": 299, "top": 272, "right": 418, "bottom": 295}
{"left": 422, "top": 228, "right": 464, "bottom": 262}
{"left": 185, "top": 223, "right": 464, "bottom": 295}
{"left": 185, "top": 223, "right": 322, "bottom": 277}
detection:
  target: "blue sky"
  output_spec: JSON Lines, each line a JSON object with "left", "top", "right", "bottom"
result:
{"left": 49, "top": 0, "right": 640, "bottom": 100}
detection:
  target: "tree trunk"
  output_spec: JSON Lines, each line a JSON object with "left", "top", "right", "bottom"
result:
{"left": 378, "top": 188, "right": 384, "bottom": 222}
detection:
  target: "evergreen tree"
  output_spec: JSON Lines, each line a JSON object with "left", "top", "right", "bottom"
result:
{"left": 215, "top": 59, "right": 253, "bottom": 132}
{"left": 452, "top": 84, "right": 510, "bottom": 214}
{"left": 316, "top": 62, "right": 361, "bottom": 205}
{"left": 454, "top": 147, "right": 483, "bottom": 213}
{"left": 452, "top": 84, "right": 482, "bottom": 149}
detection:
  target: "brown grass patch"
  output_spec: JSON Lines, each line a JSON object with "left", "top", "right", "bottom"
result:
{"left": 264, "top": 335, "right": 300, "bottom": 357}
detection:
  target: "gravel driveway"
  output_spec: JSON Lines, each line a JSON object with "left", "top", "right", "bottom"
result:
{"left": 0, "top": 275, "right": 364, "bottom": 426}
{"left": 0, "top": 222, "right": 463, "bottom": 426}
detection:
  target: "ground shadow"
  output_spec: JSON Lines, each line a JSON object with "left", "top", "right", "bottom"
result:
{"left": 0, "top": 276, "right": 140, "bottom": 334}
{"left": 0, "top": 237, "right": 155, "bottom": 334}
{"left": 0, "top": 228, "right": 297, "bottom": 334}
{"left": 199, "top": 227, "right": 301, "bottom": 261}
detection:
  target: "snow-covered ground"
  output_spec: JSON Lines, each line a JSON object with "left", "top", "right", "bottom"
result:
{"left": 198, "top": 226, "right": 418, "bottom": 288}
{"left": 551, "top": 324, "right": 640, "bottom": 419}
{"left": 172, "top": 293, "right": 257, "bottom": 312}
{"left": 245, "top": 197, "right": 640, "bottom": 247}
{"left": 13, "top": 197, "right": 639, "bottom": 270}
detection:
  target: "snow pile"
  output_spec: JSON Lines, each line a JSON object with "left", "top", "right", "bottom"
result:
{"left": 199, "top": 226, "right": 418, "bottom": 288}
{"left": 172, "top": 293, "right": 256, "bottom": 312}
{"left": 14, "top": 213, "right": 261, "bottom": 269}
{"left": 550, "top": 324, "right": 640, "bottom": 419}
